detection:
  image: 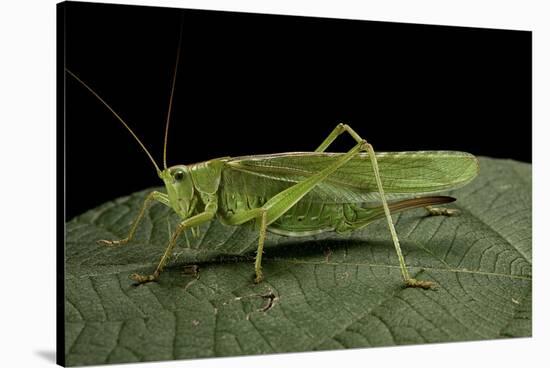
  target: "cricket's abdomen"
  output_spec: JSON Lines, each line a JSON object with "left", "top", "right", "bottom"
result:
{"left": 218, "top": 187, "right": 358, "bottom": 237}
{"left": 267, "top": 200, "right": 344, "bottom": 236}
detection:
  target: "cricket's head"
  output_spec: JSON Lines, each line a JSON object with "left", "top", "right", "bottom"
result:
{"left": 159, "top": 165, "right": 195, "bottom": 218}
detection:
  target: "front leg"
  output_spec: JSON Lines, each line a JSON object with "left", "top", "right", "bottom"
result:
{"left": 98, "top": 191, "right": 169, "bottom": 246}
{"left": 130, "top": 205, "right": 216, "bottom": 284}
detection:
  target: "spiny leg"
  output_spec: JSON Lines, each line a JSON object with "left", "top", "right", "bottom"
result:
{"left": 170, "top": 222, "right": 200, "bottom": 278}
{"left": 319, "top": 123, "right": 435, "bottom": 289}
{"left": 130, "top": 209, "right": 216, "bottom": 284}
{"left": 254, "top": 210, "right": 268, "bottom": 283}
{"left": 98, "top": 191, "right": 169, "bottom": 246}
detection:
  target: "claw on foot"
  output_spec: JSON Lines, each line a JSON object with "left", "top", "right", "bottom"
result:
{"left": 405, "top": 278, "right": 437, "bottom": 290}
{"left": 130, "top": 272, "right": 159, "bottom": 284}
{"left": 97, "top": 238, "right": 129, "bottom": 247}
{"left": 254, "top": 273, "right": 264, "bottom": 284}
{"left": 425, "top": 206, "right": 460, "bottom": 216}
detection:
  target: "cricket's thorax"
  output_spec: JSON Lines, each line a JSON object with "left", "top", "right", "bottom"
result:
{"left": 161, "top": 159, "right": 226, "bottom": 219}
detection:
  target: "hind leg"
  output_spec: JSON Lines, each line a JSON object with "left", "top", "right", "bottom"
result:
{"left": 316, "top": 123, "right": 435, "bottom": 289}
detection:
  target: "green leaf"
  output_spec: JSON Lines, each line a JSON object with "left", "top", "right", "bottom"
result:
{"left": 65, "top": 157, "right": 531, "bottom": 366}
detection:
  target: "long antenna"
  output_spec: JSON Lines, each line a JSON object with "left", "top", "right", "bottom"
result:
{"left": 66, "top": 68, "right": 162, "bottom": 174}
{"left": 163, "top": 16, "right": 184, "bottom": 169}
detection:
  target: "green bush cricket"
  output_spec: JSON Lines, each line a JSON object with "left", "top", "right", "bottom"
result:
{"left": 66, "top": 42, "right": 479, "bottom": 289}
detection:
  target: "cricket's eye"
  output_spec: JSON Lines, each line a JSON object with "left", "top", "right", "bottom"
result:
{"left": 173, "top": 170, "right": 184, "bottom": 181}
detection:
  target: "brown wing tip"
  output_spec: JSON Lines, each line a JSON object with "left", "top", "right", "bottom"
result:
{"left": 430, "top": 196, "right": 456, "bottom": 204}
{"left": 388, "top": 195, "right": 456, "bottom": 212}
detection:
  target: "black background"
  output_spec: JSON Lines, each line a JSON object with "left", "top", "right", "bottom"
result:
{"left": 64, "top": 1, "right": 532, "bottom": 220}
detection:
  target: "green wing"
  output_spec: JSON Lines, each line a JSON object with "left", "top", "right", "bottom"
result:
{"left": 223, "top": 151, "right": 479, "bottom": 204}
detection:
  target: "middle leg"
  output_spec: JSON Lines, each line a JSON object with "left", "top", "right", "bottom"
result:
{"left": 225, "top": 140, "right": 367, "bottom": 283}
